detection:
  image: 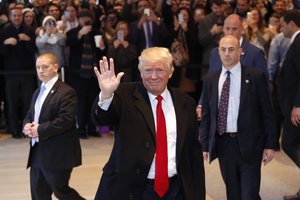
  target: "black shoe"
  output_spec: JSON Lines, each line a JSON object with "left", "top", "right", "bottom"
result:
{"left": 11, "top": 130, "right": 23, "bottom": 139}
{"left": 283, "top": 192, "right": 300, "bottom": 200}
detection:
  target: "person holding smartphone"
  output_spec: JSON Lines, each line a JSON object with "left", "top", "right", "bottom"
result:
{"left": 57, "top": 5, "right": 79, "bottom": 33}
{"left": 170, "top": 7, "right": 202, "bottom": 94}
{"left": 130, "top": 0, "right": 170, "bottom": 54}
{"left": 107, "top": 21, "right": 138, "bottom": 82}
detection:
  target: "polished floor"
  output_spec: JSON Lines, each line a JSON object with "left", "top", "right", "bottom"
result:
{"left": 0, "top": 132, "right": 299, "bottom": 200}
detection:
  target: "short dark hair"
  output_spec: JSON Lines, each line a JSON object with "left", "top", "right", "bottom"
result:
{"left": 283, "top": 10, "right": 300, "bottom": 27}
{"left": 211, "top": 0, "right": 225, "bottom": 6}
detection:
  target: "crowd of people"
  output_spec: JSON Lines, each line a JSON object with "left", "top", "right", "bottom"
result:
{"left": 0, "top": 0, "right": 299, "bottom": 199}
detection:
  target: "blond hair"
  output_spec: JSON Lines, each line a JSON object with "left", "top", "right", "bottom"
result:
{"left": 138, "top": 47, "right": 174, "bottom": 73}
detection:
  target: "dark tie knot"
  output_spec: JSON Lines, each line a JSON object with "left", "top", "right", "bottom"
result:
{"left": 226, "top": 71, "right": 230, "bottom": 77}
{"left": 156, "top": 95, "right": 163, "bottom": 103}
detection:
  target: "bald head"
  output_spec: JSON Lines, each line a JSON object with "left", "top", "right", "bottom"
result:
{"left": 218, "top": 35, "right": 242, "bottom": 69}
{"left": 223, "top": 14, "right": 244, "bottom": 40}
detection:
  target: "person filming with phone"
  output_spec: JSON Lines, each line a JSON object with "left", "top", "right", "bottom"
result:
{"left": 130, "top": 0, "right": 170, "bottom": 55}
{"left": 107, "top": 21, "right": 138, "bottom": 82}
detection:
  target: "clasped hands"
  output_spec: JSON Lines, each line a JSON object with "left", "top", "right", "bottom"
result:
{"left": 94, "top": 57, "right": 124, "bottom": 101}
{"left": 23, "top": 122, "right": 39, "bottom": 138}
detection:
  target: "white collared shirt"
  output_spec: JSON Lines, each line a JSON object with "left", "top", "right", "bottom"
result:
{"left": 290, "top": 30, "right": 300, "bottom": 44}
{"left": 218, "top": 64, "right": 241, "bottom": 132}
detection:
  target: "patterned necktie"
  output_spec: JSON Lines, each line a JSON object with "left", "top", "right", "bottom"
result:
{"left": 217, "top": 71, "right": 230, "bottom": 135}
{"left": 154, "top": 95, "right": 169, "bottom": 197}
{"left": 146, "top": 22, "right": 153, "bottom": 47}
{"left": 32, "top": 85, "right": 46, "bottom": 146}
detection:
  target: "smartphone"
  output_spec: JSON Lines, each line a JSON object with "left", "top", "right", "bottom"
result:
{"left": 247, "top": 12, "right": 252, "bottom": 20}
{"left": 144, "top": 8, "right": 150, "bottom": 16}
{"left": 178, "top": 13, "right": 184, "bottom": 24}
{"left": 64, "top": 10, "right": 70, "bottom": 17}
{"left": 117, "top": 30, "right": 124, "bottom": 41}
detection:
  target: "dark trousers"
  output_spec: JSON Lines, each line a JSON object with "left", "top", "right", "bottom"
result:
{"left": 142, "top": 176, "right": 184, "bottom": 200}
{"left": 67, "top": 73, "right": 99, "bottom": 133}
{"left": 29, "top": 144, "right": 85, "bottom": 200}
{"left": 216, "top": 133, "right": 262, "bottom": 200}
{"left": 282, "top": 118, "right": 300, "bottom": 168}
{"left": 4, "top": 74, "right": 36, "bottom": 132}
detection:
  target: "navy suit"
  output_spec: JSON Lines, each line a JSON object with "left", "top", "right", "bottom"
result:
{"left": 209, "top": 39, "right": 267, "bottom": 74}
{"left": 200, "top": 65, "right": 276, "bottom": 200}
{"left": 278, "top": 33, "right": 300, "bottom": 168}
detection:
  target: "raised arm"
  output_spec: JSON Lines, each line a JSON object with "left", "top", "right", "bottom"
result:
{"left": 94, "top": 57, "right": 124, "bottom": 101}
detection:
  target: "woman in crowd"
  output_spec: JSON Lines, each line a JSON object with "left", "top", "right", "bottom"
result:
{"left": 244, "top": 8, "right": 273, "bottom": 55}
{"left": 36, "top": 15, "right": 66, "bottom": 68}
{"left": 107, "top": 21, "right": 138, "bottom": 82}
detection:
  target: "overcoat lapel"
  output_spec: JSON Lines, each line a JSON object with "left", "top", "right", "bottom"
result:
{"left": 133, "top": 84, "right": 156, "bottom": 144}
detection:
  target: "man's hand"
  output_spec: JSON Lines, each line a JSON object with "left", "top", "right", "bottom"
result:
{"left": 291, "top": 107, "right": 300, "bottom": 126}
{"left": 262, "top": 149, "right": 275, "bottom": 166}
{"left": 18, "top": 33, "right": 30, "bottom": 41}
{"left": 210, "top": 24, "right": 223, "bottom": 35}
{"left": 78, "top": 25, "right": 92, "bottom": 38}
{"left": 94, "top": 57, "right": 124, "bottom": 100}
{"left": 30, "top": 122, "right": 40, "bottom": 137}
{"left": 3, "top": 37, "right": 17, "bottom": 45}
{"left": 196, "top": 106, "right": 202, "bottom": 121}
{"left": 23, "top": 123, "right": 34, "bottom": 137}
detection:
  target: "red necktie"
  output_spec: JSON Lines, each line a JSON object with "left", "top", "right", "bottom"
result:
{"left": 154, "top": 95, "right": 169, "bottom": 197}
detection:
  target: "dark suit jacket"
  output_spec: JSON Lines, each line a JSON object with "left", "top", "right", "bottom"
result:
{"left": 209, "top": 39, "right": 268, "bottom": 75}
{"left": 24, "top": 79, "right": 82, "bottom": 170}
{"left": 200, "top": 65, "right": 276, "bottom": 163}
{"left": 278, "top": 33, "right": 300, "bottom": 117}
{"left": 92, "top": 82, "right": 205, "bottom": 200}
{"left": 198, "top": 12, "right": 224, "bottom": 67}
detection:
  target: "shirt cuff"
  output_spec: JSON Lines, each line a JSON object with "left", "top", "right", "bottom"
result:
{"left": 97, "top": 92, "right": 114, "bottom": 111}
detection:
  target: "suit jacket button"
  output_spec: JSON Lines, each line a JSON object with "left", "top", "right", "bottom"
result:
{"left": 136, "top": 169, "right": 140, "bottom": 174}
{"left": 145, "top": 142, "right": 150, "bottom": 149}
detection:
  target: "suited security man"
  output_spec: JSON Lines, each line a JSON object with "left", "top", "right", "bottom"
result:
{"left": 23, "top": 53, "right": 85, "bottom": 200}
{"left": 278, "top": 10, "right": 300, "bottom": 200}
{"left": 92, "top": 47, "right": 205, "bottom": 200}
{"left": 200, "top": 35, "right": 276, "bottom": 200}
{"left": 196, "top": 14, "right": 267, "bottom": 120}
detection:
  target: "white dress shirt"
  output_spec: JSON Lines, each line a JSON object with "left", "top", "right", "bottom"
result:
{"left": 218, "top": 64, "right": 241, "bottom": 132}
